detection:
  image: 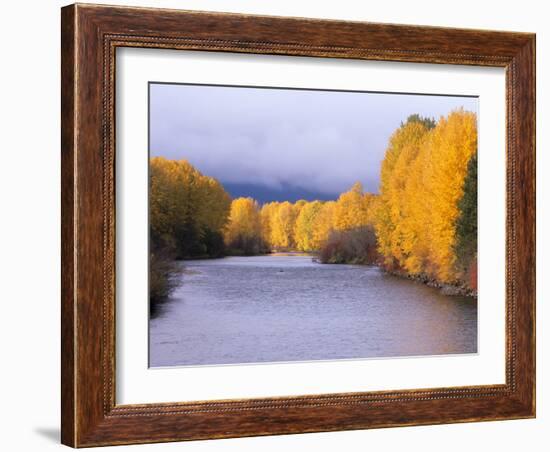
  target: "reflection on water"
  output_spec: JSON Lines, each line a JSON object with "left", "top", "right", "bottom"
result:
{"left": 149, "top": 254, "right": 477, "bottom": 367}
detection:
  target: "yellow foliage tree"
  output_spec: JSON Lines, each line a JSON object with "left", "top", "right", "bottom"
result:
{"left": 294, "top": 201, "right": 324, "bottom": 251}
{"left": 149, "top": 157, "right": 231, "bottom": 258}
{"left": 333, "top": 182, "right": 375, "bottom": 231}
{"left": 311, "top": 201, "right": 336, "bottom": 248}
{"left": 375, "top": 120, "right": 430, "bottom": 266}
{"left": 424, "top": 110, "right": 477, "bottom": 280}
{"left": 224, "top": 197, "right": 265, "bottom": 254}
{"left": 259, "top": 202, "right": 278, "bottom": 250}
{"left": 225, "top": 197, "right": 262, "bottom": 242}
{"left": 374, "top": 109, "right": 477, "bottom": 282}
{"left": 259, "top": 198, "right": 343, "bottom": 252}
{"left": 270, "top": 201, "right": 299, "bottom": 249}
{"left": 197, "top": 176, "right": 233, "bottom": 233}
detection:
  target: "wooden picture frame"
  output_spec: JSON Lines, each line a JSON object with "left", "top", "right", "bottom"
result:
{"left": 61, "top": 3, "right": 535, "bottom": 447}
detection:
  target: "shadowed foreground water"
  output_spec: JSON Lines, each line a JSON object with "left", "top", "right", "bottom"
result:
{"left": 149, "top": 254, "right": 477, "bottom": 367}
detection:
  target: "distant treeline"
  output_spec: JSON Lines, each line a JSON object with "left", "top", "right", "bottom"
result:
{"left": 149, "top": 109, "right": 478, "bottom": 305}
{"left": 227, "top": 182, "right": 377, "bottom": 258}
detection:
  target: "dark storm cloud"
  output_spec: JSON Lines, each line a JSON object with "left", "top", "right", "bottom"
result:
{"left": 150, "top": 83, "right": 477, "bottom": 198}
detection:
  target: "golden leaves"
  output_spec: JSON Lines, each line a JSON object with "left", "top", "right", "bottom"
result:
{"left": 374, "top": 109, "right": 477, "bottom": 282}
{"left": 225, "top": 197, "right": 262, "bottom": 244}
{"left": 259, "top": 185, "right": 377, "bottom": 252}
{"left": 151, "top": 108, "right": 476, "bottom": 282}
{"left": 149, "top": 156, "right": 231, "bottom": 256}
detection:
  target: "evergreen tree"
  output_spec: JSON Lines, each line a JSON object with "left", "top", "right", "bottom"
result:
{"left": 454, "top": 152, "right": 478, "bottom": 274}
{"left": 401, "top": 113, "right": 436, "bottom": 130}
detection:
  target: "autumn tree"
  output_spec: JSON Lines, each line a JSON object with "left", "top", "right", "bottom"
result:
{"left": 259, "top": 199, "right": 337, "bottom": 251}
{"left": 374, "top": 109, "right": 478, "bottom": 284}
{"left": 333, "top": 182, "right": 375, "bottom": 231}
{"left": 259, "top": 202, "right": 278, "bottom": 250}
{"left": 150, "top": 157, "right": 232, "bottom": 258}
{"left": 425, "top": 110, "right": 477, "bottom": 281}
{"left": 149, "top": 157, "right": 232, "bottom": 306}
{"left": 150, "top": 158, "right": 201, "bottom": 257}
{"left": 224, "top": 197, "right": 267, "bottom": 255}
{"left": 398, "top": 142, "right": 432, "bottom": 274}
{"left": 375, "top": 119, "right": 431, "bottom": 268}
{"left": 311, "top": 201, "right": 336, "bottom": 249}
{"left": 269, "top": 201, "right": 300, "bottom": 250}
{"left": 294, "top": 201, "right": 324, "bottom": 251}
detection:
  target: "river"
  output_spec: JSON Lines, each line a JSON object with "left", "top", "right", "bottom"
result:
{"left": 149, "top": 254, "right": 477, "bottom": 367}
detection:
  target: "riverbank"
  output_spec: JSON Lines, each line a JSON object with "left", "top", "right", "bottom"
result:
{"left": 383, "top": 267, "right": 477, "bottom": 298}
{"left": 317, "top": 256, "right": 477, "bottom": 298}
{"left": 309, "top": 230, "right": 476, "bottom": 298}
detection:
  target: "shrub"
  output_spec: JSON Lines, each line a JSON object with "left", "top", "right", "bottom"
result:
{"left": 319, "top": 226, "right": 379, "bottom": 265}
{"left": 149, "top": 248, "right": 181, "bottom": 314}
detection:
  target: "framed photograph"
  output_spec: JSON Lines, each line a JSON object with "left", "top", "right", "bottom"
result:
{"left": 61, "top": 3, "right": 535, "bottom": 447}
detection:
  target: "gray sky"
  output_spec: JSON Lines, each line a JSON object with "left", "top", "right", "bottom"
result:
{"left": 150, "top": 83, "right": 477, "bottom": 201}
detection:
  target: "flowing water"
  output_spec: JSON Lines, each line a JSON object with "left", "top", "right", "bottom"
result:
{"left": 149, "top": 254, "right": 477, "bottom": 367}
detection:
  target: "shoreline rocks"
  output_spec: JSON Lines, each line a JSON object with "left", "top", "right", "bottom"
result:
{"left": 384, "top": 268, "right": 477, "bottom": 298}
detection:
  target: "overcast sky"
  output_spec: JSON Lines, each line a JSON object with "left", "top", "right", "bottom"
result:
{"left": 150, "top": 83, "right": 477, "bottom": 202}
